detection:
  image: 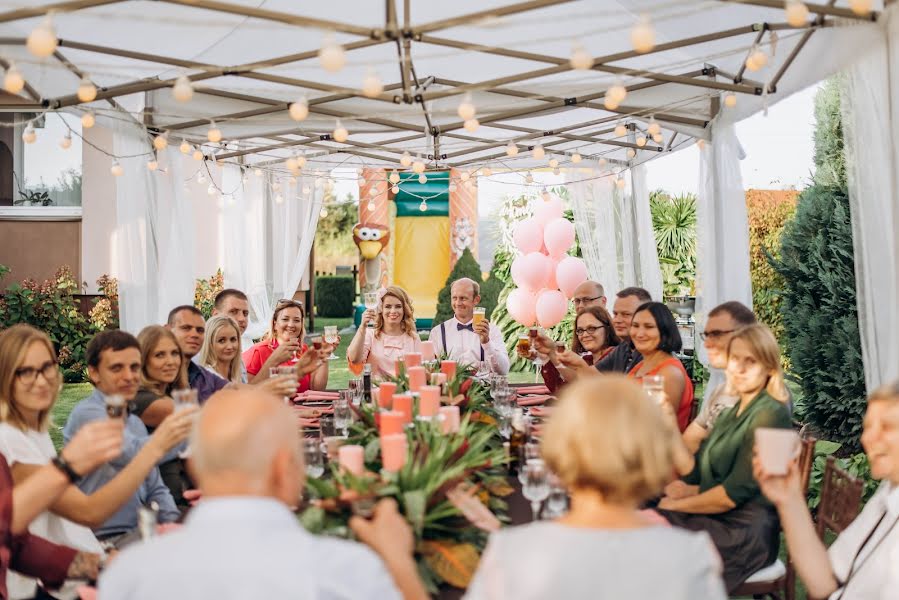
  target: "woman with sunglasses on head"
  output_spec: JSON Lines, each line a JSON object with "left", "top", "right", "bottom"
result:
{"left": 243, "top": 299, "right": 330, "bottom": 392}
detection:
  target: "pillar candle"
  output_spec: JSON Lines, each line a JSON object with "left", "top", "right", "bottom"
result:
{"left": 439, "top": 405, "right": 461, "bottom": 434}
{"left": 392, "top": 394, "right": 413, "bottom": 424}
{"left": 377, "top": 382, "right": 396, "bottom": 409}
{"left": 338, "top": 445, "right": 364, "bottom": 475}
{"left": 381, "top": 434, "right": 407, "bottom": 472}
{"left": 419, "top": 386, "right": 440, "bottom": 417}
{"left": 405, "top": 352, "right": 422, "bottom": 367}
{"left": 379, "top": 410, "right": 405, "bottom": 435}
{"left": 407, "top": 366, "right": 427, "bottom": 392}
{"left": 420, "top": 341, "right": 435, "bottom": 362}
{"left": 440, "top": 360, "right": 457, "bottom": 379}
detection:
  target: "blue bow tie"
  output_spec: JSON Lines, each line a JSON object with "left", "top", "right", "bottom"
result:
{"left": 457, "top": 323, "right": 474, "bottom": 332}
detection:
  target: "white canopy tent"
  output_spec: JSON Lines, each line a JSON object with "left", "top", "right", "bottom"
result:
{"left": 0, "top": 0, "right": 893, "bottom": 386}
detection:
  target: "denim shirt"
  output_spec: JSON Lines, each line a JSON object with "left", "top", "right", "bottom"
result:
{"left": 62, "top": 389, "right": 181, "bottom": 538}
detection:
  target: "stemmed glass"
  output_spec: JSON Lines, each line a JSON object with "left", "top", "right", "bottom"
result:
{"left": 517, "top": 442, "right": 541, "bottom": 484}
{"left": 522, "top": 459, "right": 550, "bottom": 521}
{"left": 529, "top": 327, "right": 543, "bottom": 367}
{"left": 544, "top": 473, "right": 568, "bottom": 518}
{"left": 334, "top": 393, "right": 353, "bottom": 437}
{"left": 270, "top": 366, "right": 297, "bottom": 404}
{"left": 324, "top": 325, "right": 339, "bottom": 360}
{"left": 364, "top": 292, "right": 378, "bottom": 329}
{"left": 303, "top": 438, "right": 324, "bottom": 478}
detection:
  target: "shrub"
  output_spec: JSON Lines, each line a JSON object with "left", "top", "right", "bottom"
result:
{"left": 433, "top": 248, "right": 484, "bottom": 325}
{"left": 315, "top": 276, "right": 354, "bottom": 317}
{"left": 194, "top": 269, "right": 224, "bottom": 319}
{"left": 650, "top": 191, "right": 696, "bottom": 298}
{"left": 806, "top": 440, "right": 878, "bottom": 510}
{"left": 89, "top": 274, "right": 119, "bottom": 330}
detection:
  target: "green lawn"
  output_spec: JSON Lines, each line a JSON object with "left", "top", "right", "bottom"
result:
{"left": 51, "top": 382, "right": 93, "bottom": 450}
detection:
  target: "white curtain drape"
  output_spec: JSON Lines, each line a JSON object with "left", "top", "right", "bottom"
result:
{"left": 112, "top": 119, "right": 194, "bottom": 333}
{"left": 842, "top": 4, "right": 899, "bottom": 392}
{"left": 568, "top": 168, "right": 662, "bottom": 300}
{"left": 220, "top": 163, "right": 323, "bottom": 343}
{"left": 695, "top": 118, "right": 752, "bottom": 372}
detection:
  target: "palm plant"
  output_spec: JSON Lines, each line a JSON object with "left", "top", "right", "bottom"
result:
{"left": 649, "top": 190, "right": 697, "bottom": 298}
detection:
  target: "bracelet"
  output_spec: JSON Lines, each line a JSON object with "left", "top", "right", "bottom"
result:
{"left": 51, "top": 454, "right": 82, "bottom": 483}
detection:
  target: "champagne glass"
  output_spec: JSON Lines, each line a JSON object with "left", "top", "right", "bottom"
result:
{"left": 643, "top": 374, "right": 666, "bottom": 406}
{"left": 324, "top": 326, "right": 339, "bottom": 360}
{"left": 303, "top": 437, "right": 324, "bottom": 478}
{"left": 364, "top": 292, "right": 378, "bottom": 329}
{"left": 271, "top": 366, "right": 297, "bottom": 404}
{"left": 334, "top": 394, "right": 352, "bottom": 437}
{"left": 517, "top": 442, "right": 541, "bottom": 484}
{"left": 522, "top": 460, "right": 550, "bottom": 521}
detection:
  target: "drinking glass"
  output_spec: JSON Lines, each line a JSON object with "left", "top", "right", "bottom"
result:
{"left": 334, "top": 395, "right": 353, "bottom": 437}
{"left": 270, "top": 366, "right": 297, "bottom": 404}
{"left": 474, "top": 360, "right": 489, "bottom": 378}
{"left": 171, "top": 388, "right": 199, "bottom": 412}
{"left": 104, "top": 394, "right": 126, "bottom": 419}
{"left": 545, "top": 473, "right": 568, "bottom": 518}
{"left": 472, "top": 306, "right": 486, "bottom": 327}
{"left": 498, "top": 414, "right": 512, "bottom": 440}
{"left": 347, "top": 377, "right": 363, "bottom": 406}
{"left": 517, "top": 442, "right": 541, "bottom": 484}
{"left": 643, "top": 374, "right": 666, "bottom": 406}
{"left": 528, "top": 327, "right": 543, "bottom": 367}
{"left": 364, "top": 292, "right": 378, "bottom": 329}
{"left": 303, "top": 438, "right": 325, "bottom": 478}
{"left": 324, "top": 325, "right": 339, "bottom": 360}
{"left": 493, "top": 389, "right": 513, "bottom": 418}
{"left": 522, "top": 460, "right": 550, "bottom": 521}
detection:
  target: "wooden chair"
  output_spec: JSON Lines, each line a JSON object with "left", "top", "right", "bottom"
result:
{"left": 730, "top": 436, "right": 817, "bottom": 600}
{"left": 815, "top": 456, "right": 864, "bottom": 540}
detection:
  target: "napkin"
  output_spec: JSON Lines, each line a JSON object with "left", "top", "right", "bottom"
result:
{"left": 517, "top": 394, "right": 551, "bottom": 407}
{"left": 529, "top": 406, "right": 554, "bottom": 418}
{"left": 515, "top": 385, "right": 550, "bottom": 395}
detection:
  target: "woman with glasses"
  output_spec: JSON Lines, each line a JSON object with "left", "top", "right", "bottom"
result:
{"left": 0, "top": 324, "right": 188, "bottom": 599}
{"left": 243, "top": 300, "right": 329, "bottom": 392}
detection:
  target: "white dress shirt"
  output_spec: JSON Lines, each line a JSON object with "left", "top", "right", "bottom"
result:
{"left": 827, "top": 481, "right": 899, "bottom": 600}
{"left": 100, "top": 496, "right": 402, "bottom": 600}
{"left": 430, "top": 316, "right": 510, "bottom": 375}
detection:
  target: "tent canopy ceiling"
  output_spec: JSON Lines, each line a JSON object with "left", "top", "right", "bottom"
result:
{"left": 0, "top": 0, "right": 883, "bottom": 174}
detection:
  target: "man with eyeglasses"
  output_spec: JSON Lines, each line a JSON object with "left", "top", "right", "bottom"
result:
{"left": 570, "top": 281, "right": 607, "bottom": 311}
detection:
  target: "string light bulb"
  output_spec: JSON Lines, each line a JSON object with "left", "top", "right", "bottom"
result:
{"left": 81, "top": 111, "right": 95, "bottom": 129}
{"left": 318, "top": 34, "right": 346, "bottom": 72}
{"left": 207, "top": 183, "right": 218, "bottom": 196}
{"left": 652, "top": 133, "right": 663, "bottom": 143}
{"left": 448, "top": 182, "right": 457, "bottom": 192}
{"left": 418, "top": 173, "right": 427, "bottom": 184}
{"left": 457, "top": 94, "right": 476, "bottom": 120}
{"left": 525, "top": 172, "right": 534, "bottom": 184}
{"left": 626, "top": 148, "right": 636, "bottom": 158}
{"left": 172, "top": 75, "right": 194, "bottom": 102}
{"left": 275, "top": 194, "right": 284, "bottom": 204}
{"left": 332, "top": 120, "right": 349, "bottom": 143}
{"left": 724, "top": 92, "right": 737, "bottom": 108}
{"left": 179, "top": 139, "right": 191, "bottom": 154}
{"left": 636, "top": 135, "right": 647, "bottom": 147}
{"left": 400, "top": 151, "right": 412, "bottom": 168}
{"left": 289, "top": 97, "right": 309, "bottom": 121}
{"left": 785, "top": 1, "right": 810, "bottom": 26}
{"left": 463, "top": 118, "right": 479, "bottom": 133}
{"left": 745, "top": 47, "right": 768, "bottom": 72}
{"left": 367, "top": 200, "right": 376, "bottom": 211}
{"left": 59, "top": 131, "right": 72, "bottom": 150}
{"left": 419, "top": 201, "right": 427, "bottom": 212}
{"left": 389, "top": 170, "right": 400, "bottom": 184}
{"left": 548, "top": 156, "right": 559, "bottom": 168}
{"left": 110, "top": 160, "right": 123, "bottom": 177}
{"left": 254, "top": 168, "right": 263, "bottom": 177}
{"left": 412, "top": 156, "right": 425, "bottom": 174}
{"left": 647, "top": 118, "right": 661, "bottom": 136}
{"left": 598, "top": 157, "right": 608, "bottom": 168}
{"left": 604, "top": 82, "right": 627, "bottom": 110}
{"left": 272, "top": 182, "right": 281, "bottom": 192}
{"left": 21, "top": 124, "right": 36, "bottom": 144}
{"left": 391, "top": 185, "right": 399, "bottom": 194}
{"left": 615, "top": 176, "right": 626, "bottom": 189}
{"left": 147, "top": 159, "right": 158, "bottom": 171}
{"left": 77, "top": 76, "right": 97, "bottom": 103}
{"left": 285, "top": 155, "right": 298, "bottom": 171}
{"left": 482, "top": 166, "right": 492, "bottom": 177}
{"left": 3, "top": 64, "right": 24, "bottom": 94}
{"left": 368, "top": 186, "right": 379, "bottom": 197}
{"left": 296, "top": 152, "right": 306, "bottom": 169}
{"left": 630, "top": 14, "right": 655, "bottom": 53}
{"left": 320, "top": 206, "right": 329, "bottom": 218}
{"left": 207, "top": 123, "right": 222, "bottom": 144}
{"left": 460, "top": 170, "right": 470, "bottom": 182}
{"left": 614, "top": 123, "right": 627, "bottom": 137}
{"left": 506, "top": 142, "right": 519, "bottom": 157}
{"left": 849, "top": 0, "right": 872, "bottom": 16}
{"left": 153, "top": 133, "right": 168, "bottom": 151}
{"left": 571, "top": 152, "right": 582, "bottom": 163}
{"left": 26, "top": 15, "right": 57, "bottom": 58}
{"left": 192, "top": 148, "right": 203, "bottom": 161}
{"left": 552, "top": 167, "right": 561, "bottom": 176}
{"left": 362, "top": 69, "right": 383, "bottom": 98}
{"left": 532, "top": 144, "right": 545, "bottom": 160}
{"left": 570, "top": 43, "right": 594, "bottom": 70}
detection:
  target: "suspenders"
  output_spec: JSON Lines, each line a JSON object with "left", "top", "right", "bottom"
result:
{"left": 439, "top": 321, "right": 485, "bottom": 362}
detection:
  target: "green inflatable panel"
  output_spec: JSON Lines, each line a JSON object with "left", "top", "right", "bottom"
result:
{"left": 394, "top": 171, "right": 450, "bottom": 217}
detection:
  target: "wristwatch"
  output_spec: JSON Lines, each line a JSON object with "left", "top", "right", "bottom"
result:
{"left": 51, "top": 454, "right": 81, "bottom": 483}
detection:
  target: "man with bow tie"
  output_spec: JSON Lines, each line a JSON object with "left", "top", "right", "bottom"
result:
{"left": 429, "top": 278, "right": 510, "bottom": 375}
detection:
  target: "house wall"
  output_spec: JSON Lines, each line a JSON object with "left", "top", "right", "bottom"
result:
{"left": 0, "top": 219, "right": 81, "bottom": 285}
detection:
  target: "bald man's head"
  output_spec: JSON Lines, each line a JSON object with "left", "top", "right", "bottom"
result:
{"left": 571, "top": 281, "right": 606, "bottom": 312}
{"left": 190, "top": 390, "right": 302, "bottom": 503}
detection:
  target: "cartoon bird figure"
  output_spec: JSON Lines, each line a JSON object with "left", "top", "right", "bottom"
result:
{"left": 353, "top": 223, "right": 390, "bottom": 259}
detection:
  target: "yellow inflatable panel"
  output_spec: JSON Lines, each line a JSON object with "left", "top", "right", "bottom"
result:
{"left": 393, "top": 216, "right": 450, "bottom": 319}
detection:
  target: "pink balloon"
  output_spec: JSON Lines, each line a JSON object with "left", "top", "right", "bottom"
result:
{"left": 510, "top": 254, "right": 530, "bottom": 291}
{"left": 556, "top": 256, "right": 589, "bottom": 298}
{"left": 513, "top": 218, "right": 544, "bottom": 254}
{"left": 544, "top": 218, "right": 575, "bottom": 258}
{"left": 533, "top": 194, "right": 563, "bottom": 226}
{"left": 519, "top": 252, "right": 552, "bottom": 291}
{"left": 545, "top": 257, "right": 559, "bottom": 290}
{"left": 506, "top": 288, "right": 537, "bottom": 326}
{"left": 535, "top": 289, "right": 568, "bottom": 328}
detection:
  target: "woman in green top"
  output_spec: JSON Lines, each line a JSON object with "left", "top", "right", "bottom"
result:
{"left": 657, "top": 324, "right": 792, "bottom": 592}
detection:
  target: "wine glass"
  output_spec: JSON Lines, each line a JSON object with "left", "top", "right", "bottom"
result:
{"left": 544, "top": 473, "right": 568, "bottom": 518}
{"left": 334, "top": 394, "right": 353, "bottom": 437}
{"left": 303, "top": 438, "right": 324, "bottom": 478}
{"left": 498, "top": 414, "right": 512, "bottom": 440}
{"left": 528, "top": 327, "right": 544, "bottom": 367}
{"left": 643, "top": 374, "right": 666, "bottom": 406}
{"left": 517, "top": 442, "right": 541, "bottom": 484}
{"left": 270, "top": 366, "right": 297, "bottom": 404}
{"left": 323, "top": 325, "right": 339, "bottom": 360}
{"left": 364, "top": 292, "right": 378, "bottom": 329}
{"left": 522, "top": 459, "right": 550, "bottom": 521}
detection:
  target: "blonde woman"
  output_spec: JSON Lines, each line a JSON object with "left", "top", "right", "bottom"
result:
{"left": 347, "top": 286, "right": 421, "bottom": 379}
{"left": 198, "top": 316, "right": 244, "bottom": 383}
{"left": 0, "top": 324, "right": 189, "bottom": 599}
{"left": 657, "top": 324, "right": 791, "bottom": 593}
{"left": 465, "top": 376, "right": 726, "bottom": 599}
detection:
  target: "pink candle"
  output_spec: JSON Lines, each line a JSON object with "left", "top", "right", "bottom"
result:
{"left": 407, "top": 366, "right": 427, "bottom": 392}
{"left": 420, "top": 341, "right": 435, "bottom": 362}
{"left": 379, "top": 410, "right": 405, "bottom": 435}
{"left": 405, "top": 352, "right": 422, "bottom": 368}
{"left": 440, "top": 360, "right": 457, "bottom": 379}
{"left": 419, "top": 386, "right": 440, "bottom": 417}
{"left": 392, "top": 394, "right": 413, "bottom": 424}
{"left": 439, "top": 405, "right": 461, "bottom": 434}
{"left": 338, "top": 445, "right": 364, "bottom": 475}
{"left": 437, "top": 373, "right": 448, "bottom": 385}
{"left": 381, "top": 434, "right": 407, "bottom": 472}
{"left": 377, "top": 382, "right": 396, "bottom": 409}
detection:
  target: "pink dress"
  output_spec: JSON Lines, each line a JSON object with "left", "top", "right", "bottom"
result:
{"left": 348, "top": 328, "right": 421, "bottom": 380}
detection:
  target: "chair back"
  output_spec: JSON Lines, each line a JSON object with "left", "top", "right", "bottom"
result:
{"left": 815, "top": 456, "right": 864, "bottom": 540}
{"left": 798, "top": 437, "right": 816, "bottom": 494}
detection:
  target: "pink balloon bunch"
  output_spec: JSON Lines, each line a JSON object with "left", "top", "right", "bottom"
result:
{"left": 506, "top": 194, "right": 589, "bottom": 328}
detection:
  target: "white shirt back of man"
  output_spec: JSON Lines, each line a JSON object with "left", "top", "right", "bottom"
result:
{"left": 100, "top": 497, "right": 401, "bottom": 600}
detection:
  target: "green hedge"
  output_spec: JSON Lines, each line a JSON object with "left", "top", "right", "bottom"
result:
{"left": 434, "top": 248, "right": 483, "bottom": 324}
{"left": 315, "top": 276, "right": 354, "bottom": 317}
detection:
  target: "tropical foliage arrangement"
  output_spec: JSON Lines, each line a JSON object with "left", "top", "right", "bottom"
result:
{"left": 649, "top": 190, "right": 697, "bottom": 298}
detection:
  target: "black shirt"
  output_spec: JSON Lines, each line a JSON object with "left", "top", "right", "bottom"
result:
{"left": 595, "top": 339, "right": 642, "bottom": 374}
